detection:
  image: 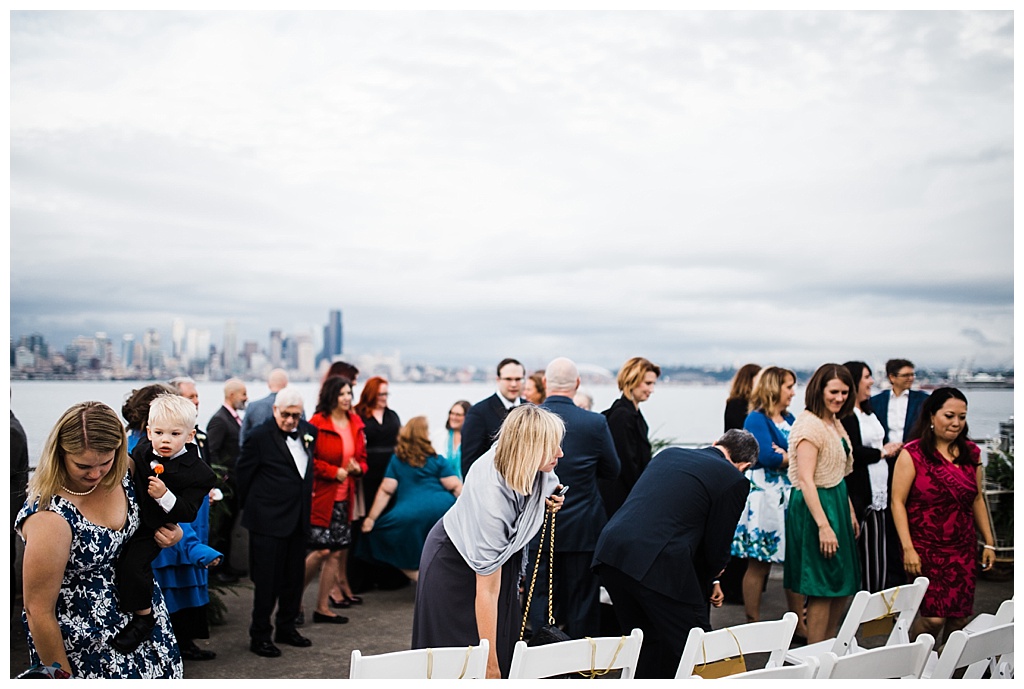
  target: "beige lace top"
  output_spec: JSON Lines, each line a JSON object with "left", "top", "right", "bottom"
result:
{"left": 786, "top": 410, "right": 853, "bottom": 489}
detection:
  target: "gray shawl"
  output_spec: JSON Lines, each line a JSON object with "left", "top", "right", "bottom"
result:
{"left": 443, "top": 446, "right": 560, "bottom": 576}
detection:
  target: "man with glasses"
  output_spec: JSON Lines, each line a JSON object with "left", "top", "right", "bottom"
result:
{"left": 236, "top": 387, "right": 316, "bottom": 658}
{"left": 460, "top": 357, "right": 526, "bottom": 476}
{"left": 870, "top": 358, "right": 929, "bottom": 445}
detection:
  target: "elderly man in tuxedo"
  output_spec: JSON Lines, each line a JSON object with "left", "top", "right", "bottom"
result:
{"left": 239, "top": 368, "right": 290, "bottom": 447}
{"left": 592, "top": 430, "right": 757, "bottom": 678}
{"left": 527, "top": 357, "right": 620, "bottom": 638}
{"left": 206, "top": 378, "right": 248, "bottom": 583}
{"left": 460, "top": 357, "right": 526, "bottom": 476}
{"left": 236, "top": 386, "right": 316, "bottom": 658}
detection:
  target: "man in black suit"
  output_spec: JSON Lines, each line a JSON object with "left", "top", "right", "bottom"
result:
{"left": 236, "top": 386, "right": 316, "bottom": 658}
{"left": 206, "top": 378, "right": 248, "bottom": 583}
{"left": 869, "top": 358, "right": 929, "bottom": 445}
{"left": 460, "top": 357, "right": 526, "bottom": 475}
{"left": 239, "top": 368, "right": 290, "bottom": 447}
{"left": 528, "top": 357, "right": 620, "bottom": 638}
{"left": 592, "top": 430, "right": 757, "bottom": 679}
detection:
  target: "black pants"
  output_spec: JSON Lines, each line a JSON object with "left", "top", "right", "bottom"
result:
{"left": 597, "top": 564, "right": 709, "bottom": 679}
{"left": 116, "top": 528, "right": 161, "bottom": 612}
{"left": 248, "top": 529, "right": 305, "bottom": 642}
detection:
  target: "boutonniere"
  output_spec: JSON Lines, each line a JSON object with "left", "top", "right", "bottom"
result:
{"left": 196, "top": 431, "right": 207, "bottom": 445}
{"left": 303, "top": 434, "right": 314, "bottom": 448}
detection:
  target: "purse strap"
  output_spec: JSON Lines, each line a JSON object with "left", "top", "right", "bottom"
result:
{"left": 425, "top": 646, "right": 474, "bottom": 679}
{"left": 576, "top": 635, "right": 627, "bottom": 679}
{"left": 519, "top": 508, "right": 558, "bottom": 641}
{"left": 698, "top": 628, "right": 743, "bottom": 670}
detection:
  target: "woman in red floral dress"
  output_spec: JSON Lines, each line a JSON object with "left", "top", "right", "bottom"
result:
{"left": 890, "top": 387, "right": 996, "bottom": 644}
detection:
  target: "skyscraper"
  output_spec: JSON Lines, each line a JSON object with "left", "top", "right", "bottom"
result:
{"left": 269, "top": 329, "right": 284, "bottom": 367}
{"left": 223, "top": 320, "right": 238, "bottom": 373}
{"left": 322, "top": 309, "right": 343, "bottom": 363}
{"left": 172, "top": 318, "right": 185, "bottom": 359}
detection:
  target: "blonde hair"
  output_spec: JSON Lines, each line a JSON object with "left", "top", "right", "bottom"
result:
{"left": 395, "top": 416, "right": 435, "bottom": 469}
{"left": 493, "top": 405, "right": 565, "bottom": 495}
{"left": 148, "top": 393, "right": 198, "bottom": 429}
{"left": 27, "top": 402, "right": 129, "bottom": 511}
{"left": 617, "top": 357, "right": 661, "bottom": 401}
{"left": 751, "top": 367, "right": 797, "bottom": 414}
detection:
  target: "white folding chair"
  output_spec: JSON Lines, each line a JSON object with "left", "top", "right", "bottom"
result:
{"left": 507, "top": 627, "right": 644, "bottom": 679}
{"left": 719, "top": 655, "right": 819, "bottom": 679}
{"left": 675, "top": 612, "right": 798, "bottom": 679}
{"left": 927, "top": 622, "right": 1014, "bottom": 680}
{"left": 349, "top": 640, "right": 489, "bottom": 679}
{"left": 785, "top": 576, "right": 929, "bottom": 665}
{"left": 816, "top": 633, "right": 934, "bottom": 679}
{"left": 964, "top": 596, "right": 1014, "bottom": 634}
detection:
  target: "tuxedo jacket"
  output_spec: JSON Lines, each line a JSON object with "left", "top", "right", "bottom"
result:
{"left": 593, "top": 446, "right": 749, "bottom": 606}
{"left": 131, "top": 439, "right": 217, "bottom": 531}
{"left": 460, "top": 392, "right": 521, "bottom": 476}
{"left": 206, "top": 405, "right": 242, "bottom": 468}
{"left": 540, "top": 395, "right": 621, "bottom": 552}
{"left": 236, "top": 418, "right": 316, "bottom": 539}
{"left": 869, "top": 389, "right": 928, "bottom": 444}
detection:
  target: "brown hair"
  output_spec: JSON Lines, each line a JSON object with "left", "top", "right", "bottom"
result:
{"left": 727, "top": 364, "right": 762, "bottom": 403}
{"left": 803, "top": 363, "right": 856, "bottom": 419}
{"left": 617, "top": 357, "right": 661, "bottom": 402}
{"left": 355, "top": 376, "right": 388, "bottom": 418}
{"left": 395, "top": 416, "right": 435, "bottom": 468}
{"left": 751, "top": 366, "right": 796, "bottom": 415}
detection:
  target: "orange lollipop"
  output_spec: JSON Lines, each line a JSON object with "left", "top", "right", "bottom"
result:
{"left": 154, "top": 463, "right": 165, "bottom": 475}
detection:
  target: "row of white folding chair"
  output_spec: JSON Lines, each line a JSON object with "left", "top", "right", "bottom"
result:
{"left": 507, "top": 627, "right": 644, "bottom": 679}
{"left": 675, "top": 612, "right": 798, "bottom": 679}
{"left": 921, "top": 597, "right": 1015, "bottom": 679}
{"left": 785, "top": 576, "right": 930, "bottom": 665}
{"left": 349, "top": 639, "right": 488, "bottom": 679}
{"left": 927, "top": 622, "right": 1015, "bottom": 680}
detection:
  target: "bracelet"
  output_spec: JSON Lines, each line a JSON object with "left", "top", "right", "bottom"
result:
{"left": 983, "top": 544, "right": 996, "bottom": 551}
{"left": 711, "top": 580, "right": 720, "bottom": 586}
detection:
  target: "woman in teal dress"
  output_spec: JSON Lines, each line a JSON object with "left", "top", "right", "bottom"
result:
{"left": 359, "top": 417, "right": 463, "bottom": 582}
{"left": 784, "top": 363, "right": 861, "bottom": 645}
{"left": 436, "top": 400, "right": 470, "bottom": 479}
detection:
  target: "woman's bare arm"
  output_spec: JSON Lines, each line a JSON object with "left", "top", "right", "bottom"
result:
{"left": 21, "top": 511, "right": 74, "bottom": 674}
{"left": 475, "top": 568, "right": 502, "bottom": 679}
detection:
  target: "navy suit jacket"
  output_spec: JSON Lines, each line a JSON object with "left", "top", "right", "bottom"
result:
{"left": 460, "top": 392, "right": 522, "bottom": 476}
{"left": 236, "top": 418, "right": 315, "bottom": 539}
{"left": 593, "top": 446, "right": 749, "bottom": 606}
{"left": 206, "top": 405, "right": 242, "bottom": 468}
{"left": 540, "top": 395, "right": 621, "bottom": 552}
{"left": 869, "top": 389, "right": 928, "bottom": 443}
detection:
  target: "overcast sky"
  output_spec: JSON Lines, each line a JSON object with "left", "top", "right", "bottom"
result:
{"left": 10, "top": 10, "right": 1014, "bottom": 371}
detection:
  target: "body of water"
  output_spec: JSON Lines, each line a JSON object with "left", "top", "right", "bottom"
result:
{"left": 11, "top": 380, "right": 1013, "bottom": 468}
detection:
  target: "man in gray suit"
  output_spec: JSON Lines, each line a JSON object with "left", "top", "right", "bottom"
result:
{"left": 528, "top": 357, "right": 620, "bottom": 638}
{"left": 239, "top": 368, "right": 289, "bottom": 447}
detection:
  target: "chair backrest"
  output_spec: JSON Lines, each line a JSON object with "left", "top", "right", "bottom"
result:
{"left": 929, "top": 622, "right": 1014, "bottom": 680}
{"left": 719, "top": 655, "right": 819, "bottom": 679}
{"left": 675, "top": 612, "right": 798, "bottom": 679}
{"left": 349, "top": 640, "right": 489, "bottom": 679}
{"left": 828, "top": 576, "right": 930, "bottom": 655}
{"left": 507, "top": 628, "right": 644, "bottom": 679}
{"left": 816, "top": 634, "right": 934, "bottom": 679}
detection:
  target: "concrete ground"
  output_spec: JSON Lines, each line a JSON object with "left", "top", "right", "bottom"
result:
{"left": 10, "top": 560, "right": 1014, "bottom": 679}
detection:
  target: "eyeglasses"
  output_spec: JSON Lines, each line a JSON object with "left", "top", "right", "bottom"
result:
{"left": 895, "top": 373, "right": 916, "bottom": 379}
{"left": 277, "top": 411, "right": 301, "bottom": 420}
{"left": 500, "top": 377, "right": 524, "bottom": 383}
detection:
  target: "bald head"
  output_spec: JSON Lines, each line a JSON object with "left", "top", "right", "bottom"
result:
{"left": 267, "top": 368, "right": 289, "bottom": 393}
{"left": 224, "top": 378, "right": 248, "bottom": 411}
{"left": 544, "top": 357, "right": 580, "bottom": 396}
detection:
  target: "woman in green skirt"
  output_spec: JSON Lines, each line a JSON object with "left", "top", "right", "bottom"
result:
{"left": 783, "top": 363, "right": 861, "bottom": 644}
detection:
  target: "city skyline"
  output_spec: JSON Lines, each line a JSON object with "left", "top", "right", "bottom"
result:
{"left": 11, "top": 12, "right": 1013, "bottom": 370}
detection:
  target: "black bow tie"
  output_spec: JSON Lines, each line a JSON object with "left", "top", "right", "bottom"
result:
{"left": 281, "top": 429, "right": 300, "bottom": 440}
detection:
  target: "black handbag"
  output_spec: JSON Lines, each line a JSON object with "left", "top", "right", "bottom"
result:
{"left": 520, "top": 508, "right": 572, "bottom": 647}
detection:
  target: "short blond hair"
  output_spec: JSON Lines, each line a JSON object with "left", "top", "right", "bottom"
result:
{"left": 493, "top": 405, "right": 565, "bottom": 495}
{"left": 617, "top": 357, "right": 661, "bottom": 401}
{"left": 148, "top": 393, "right": 198, "bottom": 429}
{"left": 27, "top": 402, "right": 129, "bottom": 511}
{"left": 751, "top": 367, "right": 796, "bottom": 414}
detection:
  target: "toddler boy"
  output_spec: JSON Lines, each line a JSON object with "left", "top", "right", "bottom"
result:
{"left": 110, "top": 394, "right": 216, "bottom": 654}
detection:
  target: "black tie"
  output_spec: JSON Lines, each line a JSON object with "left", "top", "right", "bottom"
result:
{"left": 282, "top": 429, "right": 299, "bottom": 440}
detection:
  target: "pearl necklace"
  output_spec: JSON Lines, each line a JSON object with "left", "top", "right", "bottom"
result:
{"left": 61, "top": 483, "right": 98, "bottom": 497}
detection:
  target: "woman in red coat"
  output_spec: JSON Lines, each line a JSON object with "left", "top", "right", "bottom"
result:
{"left": 300, "top": 375, "right": 367, "bottom": 623}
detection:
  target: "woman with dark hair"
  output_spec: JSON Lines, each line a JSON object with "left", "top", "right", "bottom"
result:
{"left": 783, "top": 363, "right": 860, "bottom": 644}
{"left": 731, "top": 366, "right": 807, "bottom": 638}
{"left": 303, "top": 375, "right": 367, "bottom": 619}
{"left": 841, "top": 362, "right": 904, "bottom": 593}
{"left": 122, "top": 384, "right": 177, "bottom": 452}
{"left": 434, "top": 400, "right": 471, "bottom": 479}
{"left": 599, "top": 356, "right": 661, "bottom": 518}
{"left": 724, "top": 363, "right": 761, "bottom": 431}
{"left": 524, "top": 371, "right": 546, "bottom": 405}
{"left": 891, "top": 387, "right": 995, "bottom": 644}
{"left": 359, "top": 417, "right": 462, "bottom": 582}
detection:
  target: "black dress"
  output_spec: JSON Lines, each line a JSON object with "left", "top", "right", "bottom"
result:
{"left": 598, "top": 395, "right": 652, "bottom": 519}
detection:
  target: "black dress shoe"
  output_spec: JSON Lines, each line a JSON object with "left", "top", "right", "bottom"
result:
{"left": 181, "top": 642, "right": 217, "bottom": 661}
{"left": 250, "top": 640, "right": 281, "bottom": 658}
{"left": 274, "top": 629, "right": 312, "bottom": 647}
{"left": 313, "top": 611, "right": 349, "bottom": 624}
{"left": 110, "top": 613, "right": 156, "bottom": 654}
{"left": 329, "top": 596, "right": 351, "bottom": 609}
{"left": 344, "top": 595, "right": 364, "bottom": 605}
{"left": 295, "top": 610, "right": 304, "bottom": 627}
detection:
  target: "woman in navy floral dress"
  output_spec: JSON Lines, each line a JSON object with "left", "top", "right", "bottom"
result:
{"left": 891, "top": 387, "right": 996, "bottom": 645}
{"left": 17, "top": 402, "right": 183, "bottom": 679}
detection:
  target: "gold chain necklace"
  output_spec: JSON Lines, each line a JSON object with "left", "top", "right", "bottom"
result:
{"left": 61, "top": 483, "right": 98, "bottom": 497}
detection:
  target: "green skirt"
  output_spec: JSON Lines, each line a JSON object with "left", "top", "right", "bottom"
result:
{"left": 783, "top": 482, "right": 860, "bottom": 597}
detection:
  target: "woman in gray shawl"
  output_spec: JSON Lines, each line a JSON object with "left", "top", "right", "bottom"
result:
{"left": 412, "top": 405, "right": 566, "bottom": 678}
